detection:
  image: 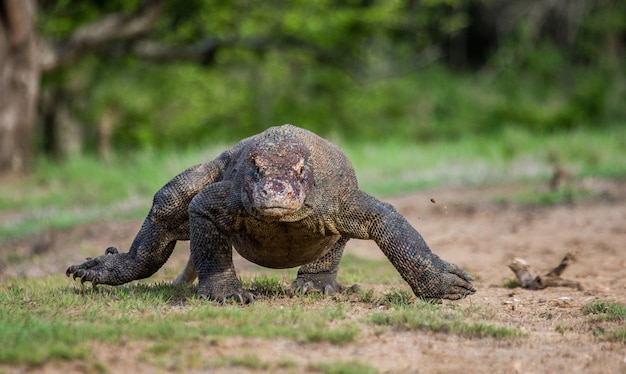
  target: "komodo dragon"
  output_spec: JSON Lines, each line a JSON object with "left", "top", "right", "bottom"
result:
{"left": 67, "top": 124, "right": 476, "bottom": 303}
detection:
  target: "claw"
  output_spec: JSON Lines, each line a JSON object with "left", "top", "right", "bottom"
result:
{"left": 199, "top": 291, "right": 254, "bottom": 304}
{"left": 323, "top": 285, "right": 336, "bottom": 295}
{"left": 299, "top": 281, "right": 314, "bottom": 294}
{"left": 347, "top": 284, "right": 360, "bottom": 293}
{"left": 105, "top": 247, "right": 118, "bottom": 255}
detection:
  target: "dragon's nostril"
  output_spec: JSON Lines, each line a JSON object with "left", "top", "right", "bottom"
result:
{"left": 259, "top": 181, "right": 289, "bottom": 199}
{"left": 271, "top": 181, "right": 286, "bottom": 193}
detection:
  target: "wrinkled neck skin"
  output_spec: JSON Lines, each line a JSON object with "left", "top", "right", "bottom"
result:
{"left": 241, "top": 136, "right": 314, "bottom": 222}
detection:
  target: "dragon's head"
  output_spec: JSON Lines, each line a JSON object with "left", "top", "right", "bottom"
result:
{"left": 242, "top": 134, "right": 313, "bottom": 220}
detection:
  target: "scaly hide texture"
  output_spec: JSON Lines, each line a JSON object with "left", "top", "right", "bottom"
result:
{"left": 67, "top": 125, "right": 476, "bottom": 303}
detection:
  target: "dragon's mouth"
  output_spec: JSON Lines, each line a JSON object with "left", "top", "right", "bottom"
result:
{"left": 255, "top": 206, "right": 299, "bottom": 217}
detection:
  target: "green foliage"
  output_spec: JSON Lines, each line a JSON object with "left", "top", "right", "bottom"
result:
{"left": 37, "top": 0, "right": 143, "bottom": 38}
{"left": 34, "top": 1, "right": 626, "bottom": 154}
{"left": 47, "top": 59, "right": 625, "bottom": 150}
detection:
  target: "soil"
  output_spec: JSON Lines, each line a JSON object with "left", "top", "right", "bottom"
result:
{"left": 2, "top": 179, "right": 625, "bottom": 373}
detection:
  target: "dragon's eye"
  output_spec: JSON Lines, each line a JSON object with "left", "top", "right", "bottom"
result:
{"left": 294, "top": 159, "right": 305, "bottom": 177}
{"left": 252, "top": 158, "right": 262, "bottom": 174}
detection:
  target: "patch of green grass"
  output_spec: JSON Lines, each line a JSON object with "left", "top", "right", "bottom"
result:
{"left": 581, "top": 301, "right": 626, "bottom": 343}
{"left": 242, "top": 276, "right": 289, "bottom": 298}
{"left": 277, "top": 358, "right": 299, "bottom": 370}
{"left": 0, "top": 278, "right": 362, "bottom": 366}
{"left": 304, "top": 323, "right": 359, "bottom": 346}
{"left": 0, "top": 253, "right": 532, "bottom": 371}
{"left": 338, "top": 253, "right": 400, "bottom": 286}
{"left": 0, "top": 145, "right": 224, "bottom": 240}
{"left": 309, "top": 360, "right": 378, "bottom": 374}
{"left": 592, "top": 326, "right": 626, "bottom": 344}
{"left": 370, "top": 301, "right": 522, "bottom": 339}
{"left": 213, "top": 354, "right": 270, "bottom": 370}
{"left": 582, "top": 301, "right": 626, "bottom": 322}
{"left": 344, "top": 126, "right": 626, "bottom": 196}
{"left": 380, "top": 289, "right": 414, "bottom": 307}
{"left": 610, "top": 328, "right": 626, "bottom": 343}
{"left": 358, "top": 288, "right": 375, "bottom": 304}
{"left": 498, "top": 186, "right": 595, "bottom": 207}
{"left": 502, "top": 279, "right": 520, "bottom": 289}
{"left": 555, "top": 324, "right": 572, "bottom": 334}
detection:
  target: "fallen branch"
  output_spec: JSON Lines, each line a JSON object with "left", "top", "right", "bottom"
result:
{"left": 508, "top": 253, "right": 582, "bottom": 290}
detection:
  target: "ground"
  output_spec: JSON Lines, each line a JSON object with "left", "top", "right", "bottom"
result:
{"left": 2, "top": 179, "right": 625, "bottom": 373}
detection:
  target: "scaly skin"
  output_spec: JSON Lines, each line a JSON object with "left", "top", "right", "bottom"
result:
{"left": 67, "top": 124, "right": 476, "bottom": 302}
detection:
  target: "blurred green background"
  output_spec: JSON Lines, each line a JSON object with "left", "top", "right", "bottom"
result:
{"left": 36, "top": 0, "right": 625, "bottom": 152}
{"left": 1, "top": 0, "right": 625, "bottom": 240}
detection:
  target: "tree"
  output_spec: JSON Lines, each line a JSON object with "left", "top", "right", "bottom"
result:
{"left": 2, "top": 0, "right": 623, "bottom": 176}
{"left": 0, "top": 0, "right": 38, "bottom": 174}
{"left": 0, "top": 0, "right": 166, "bottom": 175}
{"left": 0, "top": 0, "right": 471, "bottom": 174}
{"left": 2, "top": 0, "right": 364, "bottom": 174}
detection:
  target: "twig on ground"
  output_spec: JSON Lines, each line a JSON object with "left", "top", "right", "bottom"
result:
{"left": 508, "top": 253, "right": 582, "bottom": 291}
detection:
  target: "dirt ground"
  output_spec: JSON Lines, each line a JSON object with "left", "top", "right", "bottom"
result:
{"left": 2, "top": 179, "right": 626, "bottom": 373}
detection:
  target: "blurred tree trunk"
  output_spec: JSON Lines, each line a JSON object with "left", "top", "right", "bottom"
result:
{"left": 0, "top": 0, "right": 39, "bottom": 175}
{"left": 0, "top": 0, "right": 164, "bottom": 176}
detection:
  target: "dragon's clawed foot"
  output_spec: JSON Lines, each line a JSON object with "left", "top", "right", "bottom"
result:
{"left": 198, "top": 291, "right": 254, "bottom": 304}
{"left": 198, "top": 289, "right": 255, "bottom": 304}
{"left": 439, "top": 262, "right": 476, "bottom": 300}
{"left": 197, "top": 275, "right": 255, "bottom": 304}
{"left": 412, "top": 258, "right": 477, "bottom": 301}
{"left": 66, "top": 248, "right": 127, "bottom": 286}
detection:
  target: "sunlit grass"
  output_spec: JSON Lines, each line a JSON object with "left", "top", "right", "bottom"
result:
{"left": 0, "top": 267, "right": 527, "bottom": 369}
{"left": 369, "top": 301, "right": 523, "bottom": 339}
{"left": 583, "top": 301, "right": 626, "bottom": 343}
{"left": 309, "top": 360, "right": 378, "bottom": 374}
{"left": 495, "top": 185, "right": 595, "bottom": 206}
{"left": 582, "top": 301, "right": 626, "bottom": 322}
{"left": 0, "top": 276, "right": 363, "bottom": 366}
{"left": 344, "top": 126, "right": 626, "bottom": 195}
